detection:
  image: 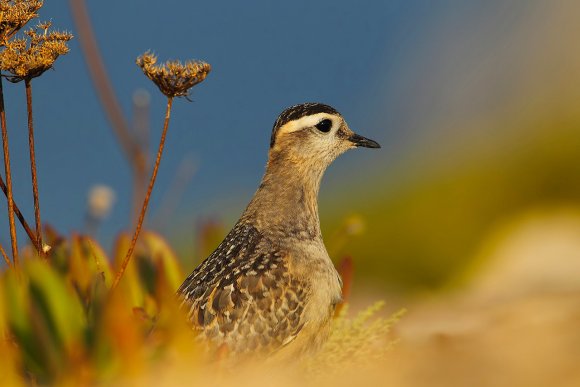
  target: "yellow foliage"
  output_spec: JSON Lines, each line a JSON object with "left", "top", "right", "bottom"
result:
{"left": 0, "top": 231, "right": 396, "bottom": 385}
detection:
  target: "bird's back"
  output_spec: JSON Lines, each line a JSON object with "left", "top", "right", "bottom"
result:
{"left": 178, "top": 221, "right": 313, "bottom": 355}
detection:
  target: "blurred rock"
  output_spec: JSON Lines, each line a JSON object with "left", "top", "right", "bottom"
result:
{"left": 469, "top": 208, "right": 580, "bottom": 300}
{"left": 381, "top": 208, "right": 580, "bottom": 386}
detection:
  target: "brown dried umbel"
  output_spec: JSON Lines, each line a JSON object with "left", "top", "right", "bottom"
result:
{"left": 136, "top": 52, "right": 211, "bottom": 98}
{"left": 0, "top": 22, "right": 72, "bottom": 82}
{"left": 0, "top": 21, "right": 71, "bottom": 259}
{"left": 0, "top": 0, "right": 43, "bottom": 46}
{"left": 112, "top": 52, "right": 211, "bottom": 289}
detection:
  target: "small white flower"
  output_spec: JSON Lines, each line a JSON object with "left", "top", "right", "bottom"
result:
{"left": 42, "top": 243, "right": 51, "bottom": 253}
{"left": 87, "top": 184, "right": 116, "bottom": 220}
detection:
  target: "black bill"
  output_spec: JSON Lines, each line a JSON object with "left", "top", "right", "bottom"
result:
{"left": 349, "top": 133, "right": 381, "bottom": 149}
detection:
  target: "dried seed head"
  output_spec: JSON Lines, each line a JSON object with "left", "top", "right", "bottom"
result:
{"left": 0, "top": 22, "right": 72, "bottom": 82}
{"left": 0, "top": 0, "right": 43, "bottom": 46}
{"left": 136, "top": 51, "right": 211, "bottom": 98}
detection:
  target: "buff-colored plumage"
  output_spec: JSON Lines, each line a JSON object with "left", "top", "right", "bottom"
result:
{"left": 178, "top": 103, "right": 380, "bottom": 357}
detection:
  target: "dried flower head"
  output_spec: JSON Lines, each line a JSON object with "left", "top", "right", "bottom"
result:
{"left": 136, "top": 51, "right": 211, "bottom": 98}
{"left": 0, "top": 0, "right": 43, "bottom": 45}
{"left": 0, "top": 21, "right": 72, "bottom": 82}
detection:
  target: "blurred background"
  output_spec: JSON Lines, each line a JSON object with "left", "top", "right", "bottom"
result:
{"left": 2, "top": 1, "right": 580, "bottom": 385}
{"left": 2, "top": 1, "right": 580, "bottom": 294}
{"left": 1, "top": 0, "right": 580, "bottom": 289}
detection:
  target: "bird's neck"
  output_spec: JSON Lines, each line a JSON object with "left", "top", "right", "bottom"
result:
{"left": 242, "top": 151, "right": 326, "bottom": 240}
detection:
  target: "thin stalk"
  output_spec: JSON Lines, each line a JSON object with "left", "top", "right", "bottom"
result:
{"left": 0, "top": 76, "right": 19, "bottom": 267}
{"left": 131, "top": 156, "right": 147, "bottom": 229}
{"left": 0, "top": 175, "right": 39, "bottom": 250}
{"left": 131, "top": 92, "right": 150, "bottom": 229}
{"left": 0, "top": 241, "right": 12, "bottom": 268}
{"left": 112, "top": 97, "right": 174, "bottom": 289}
{"left": 151, "top": 155, "right": 196, "bottom": 229}
{"left": 69, "top": 0, "right": 149, "bottom": 226}
{"left": 68, "top": 0, "right": 139, "bottom": 164}
{"left": 25, "top": 79, "right": 44, "bottom": 258}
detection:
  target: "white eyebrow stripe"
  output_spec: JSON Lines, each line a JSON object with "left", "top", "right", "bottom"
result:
{"left": 276, "top": 113, "right": 335, "bottom": 136}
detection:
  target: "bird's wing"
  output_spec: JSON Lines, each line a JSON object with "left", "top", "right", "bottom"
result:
{"left": 178, "top": 223, "right": 309, "bottom": 355}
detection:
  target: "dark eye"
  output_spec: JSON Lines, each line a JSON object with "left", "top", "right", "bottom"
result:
{"left": 315, "top": 119, "right": 332, "bottom": 133}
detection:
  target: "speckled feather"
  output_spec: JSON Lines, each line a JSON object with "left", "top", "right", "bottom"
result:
{"left": 178, "top": 222, "right": 310, "bottom": 354}
{"left": 178, "top": 102, "right": 374, "bottom": 358}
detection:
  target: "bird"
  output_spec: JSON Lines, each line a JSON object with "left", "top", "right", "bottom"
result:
{"left": 177, "top": 102, "right": 380, "bottom": 358}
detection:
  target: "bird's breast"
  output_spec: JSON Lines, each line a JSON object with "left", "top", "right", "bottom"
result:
{"left": 286, "top": 239, "right": 342, "bottom": 326}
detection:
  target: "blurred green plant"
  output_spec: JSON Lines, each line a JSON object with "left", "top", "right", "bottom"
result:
{"left": 0, "top": 231, "right": 191, "bottom": 385}
{"left": 0, "top": 230, "right": 399, "bottom": 385}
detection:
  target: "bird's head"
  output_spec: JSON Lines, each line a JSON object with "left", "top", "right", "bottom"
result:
{"left": 269, "top": 103, "right": 380, "bottom": 169}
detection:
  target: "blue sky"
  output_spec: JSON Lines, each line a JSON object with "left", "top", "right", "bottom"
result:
{"left": 0, "top": 1, "right": 546, "bottom": 251}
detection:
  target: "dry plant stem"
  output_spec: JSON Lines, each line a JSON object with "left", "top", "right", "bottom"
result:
{"left": 0, "top": 241, "right": 12, "bottom": 268}
{"left": 131, "top": 97, "right": 150, "bottom": 228}
{"left": 69, "top": 0, "right": 148, "bottom": 225}
{"left": 152, "top": 155, "right": 196, "bottom": 229}
{"left": 69, "top": 0, "right": 147, "bottom": 224}
{"left": 0, "top": 76, "right": 18, "bottom": 266}
{"left": 132, "top": 161, "right": 147, "bottom": 229}
{"left": 68, "top": 0, "right": 139, "bottom": 163}
{"left": 0, "top": 175, "right": 39, "bottom": 250}
{"left": 112, "top": 97, "right": 174, "bottom": 289}
{"left": 25, "top": 79, "right": 43, "bottom": 257}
